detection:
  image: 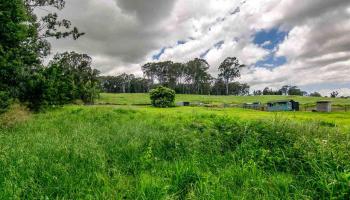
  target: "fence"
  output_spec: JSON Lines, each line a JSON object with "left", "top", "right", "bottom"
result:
{"left": 300, "top": 104, "right": 350, "bottom": 112}
{"left": 216, "top": 103, "right": 350, "bottom": 112}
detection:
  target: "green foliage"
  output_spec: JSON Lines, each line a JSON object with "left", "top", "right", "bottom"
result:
{"left": 100, "top": 74, "right": 149, "bottom": 93}
{"left": 310, "top": 92, "right": 322, "bottom": 97}
{"left": 24, "top": 52, "right": 100, "bottom": 110}
{"left": 0, "top": 0, "right": 37, "bottom": 99}
{"left": 150, "top": 86, "right": 175, "bottom": 107}
{"left": 0, "top": 106, "right": 349, "bottom": 199}
{"left": 0, "top": 0, "right": 86, "bottom": 111}
{"left": 49, "top": 52, "right": 100, "bottom": 104}
{"left": 0, "top": 91, "right": 11, "bottom": 114}
{"left": 218, "top": 57, "right": 245, "bottom": 95}
{"left": 185, "top": 58, "right": 212, "bottom": 94}
{"left": 24, "top": 0, "right": 84, "bottom": 40}
{"left": 331, "top": 91, "right": 339, "bottom": 98}
{"left": 141, "top": 59, "right": 212, "bottom": 95}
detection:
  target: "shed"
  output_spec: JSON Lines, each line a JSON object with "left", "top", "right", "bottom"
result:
{"left": 243, "top": 102, "right": 262, "bottom": 110}
{"left": 176, "top": 102, "right": 190, "bottom": 106}
{"left": 316, "top": 101, "right": 332, "bottom": 112}
{"left": 267, "top": 100, "right": 299, "bottom": 111}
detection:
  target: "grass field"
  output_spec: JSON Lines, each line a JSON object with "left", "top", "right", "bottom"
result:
{"left": 1, "top": 95, "right": 350, "bottom": 199}
{"left": 97, "top": 93, "right": 350, "bottom": 106}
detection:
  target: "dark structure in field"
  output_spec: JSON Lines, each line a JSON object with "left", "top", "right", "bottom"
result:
{"left": 176, "top": 102, "right": 190, "bottom": 106}
{"left": 243, "top": 102, "right": 262, "bottom": 110}
{"left": 267, "top": 100, "right": 299, "bottom": 111}
{"left": 316, "top": 101, "right": 332, "bottom": 112}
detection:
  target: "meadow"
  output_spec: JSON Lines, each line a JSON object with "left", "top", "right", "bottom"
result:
{"left": 98, "top": 93, "right": 350, "bottom": 106}
{"left": 0, "top": 94, "right": 350, "bottom": 199}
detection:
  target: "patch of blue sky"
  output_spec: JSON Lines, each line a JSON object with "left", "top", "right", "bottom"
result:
{"left": 200, "top": 40, "right": 225, "bottom": 58}
{"left": 255, "top": 54, "right": 287, "bottom": 68}
{"left": 253, "top": 27, "right": 288, "bottom": 50}
{"left": 254, "top": 27, "right": 289, "bottom": 68}
{"left": 152, "top": 39, "right": 189, "bottom": 60}
{"left": 177, "top": 40, "right": 187, "bottom": 45}
{"left": 152, "top": 47, "right": 166, "bottom": 60}
{"left": 214, "top": 40, "right": 225, "bottom": 49}
{"left": 200, "top": 49, "right": 211, "bottom": 58}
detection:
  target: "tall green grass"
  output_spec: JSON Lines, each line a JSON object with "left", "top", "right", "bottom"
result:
{"left": 0, "top": 106, "right": 349, "bottom": 199}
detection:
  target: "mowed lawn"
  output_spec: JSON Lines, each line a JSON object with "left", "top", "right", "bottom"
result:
{"left": 97, "top": 93, "right": 350, "bottom": 106}
{"left": 0, "top": 104, "right": 350, "bottom": 199}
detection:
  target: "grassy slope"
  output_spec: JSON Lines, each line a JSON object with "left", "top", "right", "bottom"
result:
{"left": 98, "top": 93, "right": 350, "bottom": 106}
{"left": 138, "top": 106, "right": 350, "bottom": 132}
{"left": 1, "top": 105, "right": 350, "bottom": 199}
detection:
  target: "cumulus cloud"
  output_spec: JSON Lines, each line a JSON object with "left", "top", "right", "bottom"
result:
{"left": 45, "top": 0, "right": 350, "bottom": 93}
{"left": 239, "top": 0, "right": 350, "bottom": 91}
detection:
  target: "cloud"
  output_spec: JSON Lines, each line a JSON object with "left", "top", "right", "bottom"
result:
{"left": 115, "top": 0, "right": 176, "bottom": 24}
{"left": 238, "top": 0, "right": 350, "bottom": 91}
{"left": 44, "top": 0, "right": 350, "bottom": 93}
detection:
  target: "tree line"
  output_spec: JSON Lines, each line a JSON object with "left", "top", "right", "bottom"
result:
{"left": 1, "top": 0, "right": 100, "bottom": 112}
{"left": 1, "top": 0, "right": 346, "bottom": 114}
{"left": 253, "top": 87, "right": 347, "bottom": 98}
{"left": 253, "top": 85, "right": 308, "bottom": 96}
{"left": 100, "top": 57, "right": 250, "bottom": 96}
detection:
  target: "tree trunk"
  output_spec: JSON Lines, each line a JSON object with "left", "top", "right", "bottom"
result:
{"left": 225, "top": 80, "right": 229, "bottom": 95}
{"left": 122, "top": 84, "right": 126, "bottom": 93}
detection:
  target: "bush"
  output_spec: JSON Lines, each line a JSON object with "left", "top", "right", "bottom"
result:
{"left": 150, "top": 86, "right": 175, "bottom": 108}
{"left": 0, "top": 91, "right": 11, "bottom": 114}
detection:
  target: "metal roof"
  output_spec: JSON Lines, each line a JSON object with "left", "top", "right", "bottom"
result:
{"left": 267, "top": 100, "right": 296, "bottom": 104}
{"left": 316, "top": 100, "right": 332, "bottom": 103}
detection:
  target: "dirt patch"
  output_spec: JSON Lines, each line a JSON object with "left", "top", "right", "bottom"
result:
{"left": 0, "top": 104, "right": 31, "bottom": 128}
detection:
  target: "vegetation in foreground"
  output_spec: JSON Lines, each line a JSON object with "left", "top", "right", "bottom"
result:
{"left": 1, "top": 105, "right": 349, "bottom": 199}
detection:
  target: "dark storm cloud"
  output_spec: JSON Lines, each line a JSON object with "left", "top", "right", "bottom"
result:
{"left": 115, "top": 0, "right": 176, "bottom": 24}
{"left": 46, "top": 0, "right": 179, "bottom": 74}
{"left": 278, "top": 0, "right": 350, "bottom": 27}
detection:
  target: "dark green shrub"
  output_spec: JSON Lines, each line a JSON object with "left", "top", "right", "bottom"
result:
{"left": 149, "top": 86, "right": 175, "bottom": 108}
{"left": 0, "top": 91, "right": 11, "bottom": 114}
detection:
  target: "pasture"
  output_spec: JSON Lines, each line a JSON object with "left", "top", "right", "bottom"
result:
{"left": 0, "top": 94, "right": 350, "bottom": 199}
{"left": 98, "top": 93, "right": 350, "bottom": 108}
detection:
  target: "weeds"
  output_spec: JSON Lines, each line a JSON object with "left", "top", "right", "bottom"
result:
{"left": 0, "top": 106, "right": 349, "bottom": 199}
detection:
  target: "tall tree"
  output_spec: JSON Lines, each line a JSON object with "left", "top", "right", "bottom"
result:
{"left": 288, "top": 86, "right": 306, "bottom": 96}
{"left": 0, "top": 0, "right": 84, "bottom": 110}
{"left": 24, "top": 0, "right": 84, "bottom": 41}
{"left": 309, "top": 92, "right": 322, "bottom": 97}
{"left": 154, "top": 61, "right": 173, "bottom": 86}
{"left": 118, "top": 73, "right": 134, "bottom": 93}
{"left": 142, "top": 62, "right": 157, "bottom": 86}
{"left": 330, "top": 91, "right": 339, "bottom": 98}
{"left": 218, "top": 57, "right": 245, "bottom": 95}
{"left": 279, "top": 85, "right": 290, "bottom": 95}
{"left": 0, "top": 0, "right": 36, "bottom": 99}
{"left": 49, "top": 52, "right": 100, "bottom": 103}
{"left": 185, "top": 58, "right": 212, "bottom": 94}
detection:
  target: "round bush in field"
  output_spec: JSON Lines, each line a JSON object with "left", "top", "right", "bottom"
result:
{"left": 150, "top": 86, "right": 175, "bottom": 108}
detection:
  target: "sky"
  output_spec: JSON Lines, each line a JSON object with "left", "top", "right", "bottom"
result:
{"left": 44, "top": 0, "right": 350, "bottom": 96}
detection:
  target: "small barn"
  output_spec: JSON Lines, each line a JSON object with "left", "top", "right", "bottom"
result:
{"left": 243, "top": 102, "right": 262, "bottom": 110}
{"left": 267, "top": 100, "right": 299, "bottom": 111}
{"left": 316, "top": 101, "right": 332, "bottom": 112}
{"left": 176, "top": 102, "right": 190, "bottom": 106}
